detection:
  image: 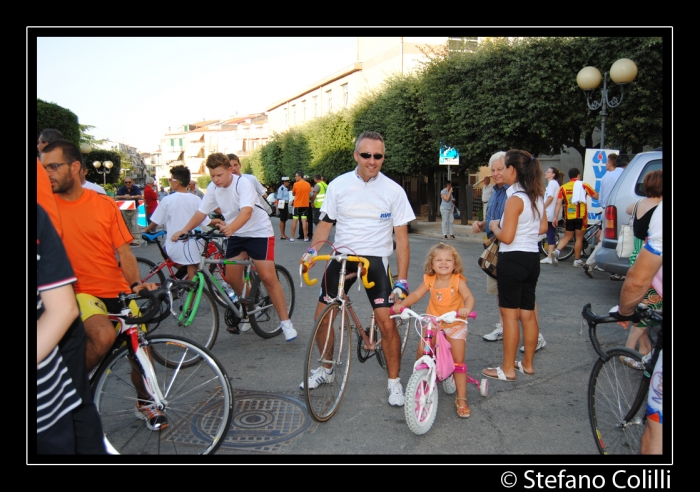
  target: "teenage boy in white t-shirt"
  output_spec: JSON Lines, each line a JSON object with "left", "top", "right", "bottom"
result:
{"left": 172, "top": 153, "right": 296, "bottom": 341}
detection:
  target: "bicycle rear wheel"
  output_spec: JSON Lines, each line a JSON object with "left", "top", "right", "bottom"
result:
{"left": 588, "top": 348, "right": 647, "bottom": 455}
{"left": 303, "top": 302, "right": 352, "bottom": 422}
{"left": 150, "top": 280, "right": 219, "bottom": 367}
{"left": 92, "top": 335, "right": 233, "bottom": 455}
{"left": 249, "top": 265, "right": 295, "bottom": 339}
{"left": 405, "top": 367, "right": 438, "bottom": 435}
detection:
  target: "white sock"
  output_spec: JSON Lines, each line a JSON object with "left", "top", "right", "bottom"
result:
{"left": 388, "top": 377, "right": 400, "bottom": 389}
{"left": 281, "top": 320, "right": 293, "bottom": 328}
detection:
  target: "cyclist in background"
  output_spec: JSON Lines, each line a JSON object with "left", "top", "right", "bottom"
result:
{"left": 172, "top": 153, "right": 297, "bottom": 341}
{"left": 142, "top": 165, "right": 212, "bottom": 280}
{"left": 300, "top": 131, "right": 415, "bottom": 406}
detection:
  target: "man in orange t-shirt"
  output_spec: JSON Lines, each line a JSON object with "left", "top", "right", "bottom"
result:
{"left": 290, "top": 171, "right": 312, "bottom": 242}
{"left": 40, "top": 140, "right": 166, "bottom": 429}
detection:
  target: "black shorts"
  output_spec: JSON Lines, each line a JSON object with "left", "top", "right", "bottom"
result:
{"left": 318, "top": 256, "right": 394, "bottom": 309}
{"left": 565, "top": 218, "right": 584, "bottom": 231}
{"left": 292, "top": 207, "right": 310, "bottom": 220}
{"left": 278, "top": 204, "right": 289, "bottom": 222}
{"left": 225, "top": 236, "right": 275, "bottom": 261}
{"left": 496, "top": 251, "right": 540, "bottom": 310}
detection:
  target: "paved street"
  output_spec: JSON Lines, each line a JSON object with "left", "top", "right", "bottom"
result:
{"left": 132, "top": 216, "right": 629, "bottom": 459}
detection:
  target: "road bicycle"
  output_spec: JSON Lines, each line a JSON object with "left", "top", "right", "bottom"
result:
{"left": 90, "top": 285, "right": 233, "bottom": 455}
{"left": 581, "top": 303, "right": 663, "bottom": 455}
{"left": 391, "top": 307, "right": 486, "bottom": 435}
{"left": 174, "top": 230, "right": 295, "bottom": 339}
{"left": 300, "top": 252, "right": 409, "bottom": 422}
{"left": 539, "top": 213, "right": 602, "bottom": 260}
{"left": 138, "top": 229, "right": 229, "bottom": 307}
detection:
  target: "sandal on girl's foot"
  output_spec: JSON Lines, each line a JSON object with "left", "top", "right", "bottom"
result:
{"left": 482, "top": 366, "right": 516, "bottom": 381}
{"left": 455, "top": 397, "right": 471, "bottom": 418}
{"left": 514, "top": 361, "right": 534, "bottom": 376}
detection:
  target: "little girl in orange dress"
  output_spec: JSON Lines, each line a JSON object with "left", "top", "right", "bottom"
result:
{"left": 393, "top": 243, "right": 475, "bottom": 418}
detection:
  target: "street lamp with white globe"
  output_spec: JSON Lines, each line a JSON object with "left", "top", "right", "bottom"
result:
{"left": 576, "top": 58, "right": 638, "bottom": 149}
{"left": 93, "top": 160, "right": 114, "bottom": 188}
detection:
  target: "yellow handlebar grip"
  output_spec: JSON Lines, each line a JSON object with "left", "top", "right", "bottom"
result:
{"left": 349, "top": 256, "right": 375, "bottom": 289}
{"left": 302, "top": 255, "right": 331, "bottom": 286}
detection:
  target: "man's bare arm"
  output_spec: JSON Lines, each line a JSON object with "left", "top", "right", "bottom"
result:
{"left": 394, "top": 224, "right": 410, "bottom": 280}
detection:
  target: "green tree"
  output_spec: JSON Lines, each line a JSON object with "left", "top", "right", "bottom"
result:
{"left": 36, "top": 99, "right": 80, "bottom": 148}
{"left": 79, "top": 123, "right": 106, "bottom": 149}
{"left": 83, "top": 149, "right": 122, "bottom": 186}
{"left": 304, "top": 109, "right": 355, "bottom": 181}
{"left": 197, "top": 175, "right": 211, "bottom": 189}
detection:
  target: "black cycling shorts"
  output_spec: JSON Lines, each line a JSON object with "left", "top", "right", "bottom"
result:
{"left": 318, "top": 255, "right": 394, "bottom": 309}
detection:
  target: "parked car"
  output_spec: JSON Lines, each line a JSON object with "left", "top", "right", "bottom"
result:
{"left": 596, "top": 149, "right": 663, "bottom": 276}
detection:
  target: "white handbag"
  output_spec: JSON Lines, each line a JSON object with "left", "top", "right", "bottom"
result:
{"left": 616, "top": 199, "right": 640, "bottom": 258}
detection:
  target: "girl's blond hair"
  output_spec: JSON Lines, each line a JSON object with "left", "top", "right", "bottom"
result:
{"left": 424, "top": 242, "right": 464, "bottom": 275}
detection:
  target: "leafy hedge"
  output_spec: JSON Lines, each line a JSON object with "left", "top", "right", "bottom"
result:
{"left": 36, "top": 99, "right": 81, "bottom": 147}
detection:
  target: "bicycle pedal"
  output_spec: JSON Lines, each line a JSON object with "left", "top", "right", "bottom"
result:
{"left": 227, "top": 326, "right": 241, "bottom": 335}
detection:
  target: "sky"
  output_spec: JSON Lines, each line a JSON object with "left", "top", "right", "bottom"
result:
{"left": 36, "top": 36, "right": 358, "bottom": 152}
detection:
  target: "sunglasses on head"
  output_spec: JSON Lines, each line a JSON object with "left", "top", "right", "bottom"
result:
{"left": 358, "top": 152, "right": 384, "bottom": 160}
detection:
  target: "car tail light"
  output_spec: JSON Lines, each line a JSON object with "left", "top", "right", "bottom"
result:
{"left": 604, "top": 205, "right": 617, "bottom": 240}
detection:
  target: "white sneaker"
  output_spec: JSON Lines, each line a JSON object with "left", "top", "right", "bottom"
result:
{"left": 300, "top": 366, "right": 334, "bottom": 389}
{"left": 573, "top": 259, "right": 584, "bottom": 267}
{"left": 540, "top": 257, "right": 552, "bottom": 264}
{"left": 239, "top": 323, "right": 252, "bottom": 333}
{"left": 442, "top": 374, "right": 456, "bottom": 395}
{"left": 593, "top": 265, "right": 606, "bottom": 272}
{"left": 552, "top": 250, "right": 560, "bottom": 266}
{"left": 483, "top": 323, "right": 503, "bottom": 341}
{"left": 520, "top": 333, "right": 547, "bottom": 353}
{"left": 281, "top": 321, "right": 297, "bottom": 341}
{"left": 388, "top": 378, "right": 405, "bottom": 406}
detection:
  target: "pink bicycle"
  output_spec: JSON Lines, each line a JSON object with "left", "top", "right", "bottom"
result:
{"left": 390, "top": 308, "right": 487, "bottom": 435}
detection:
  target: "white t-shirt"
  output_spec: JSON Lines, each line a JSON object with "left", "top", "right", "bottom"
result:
{"left": 240, "top": 174, "right": 267, "bottom": 196}
{"left": 544, "top": 179, "right": 560, "bottom": 222}
{"left": 499, "top": 183, "right": 544, "bottom": 253}
{"left": 320, "top": 169, "right": 416, "bottom": 257}
{"left": 151, "top": 192, "right": 211, "bottom": 264}
{"left": 199, "top": 174, "right": 273, "bottom": 238}
{"left": 82, "top": 180, "right": 106, "bottom": 194}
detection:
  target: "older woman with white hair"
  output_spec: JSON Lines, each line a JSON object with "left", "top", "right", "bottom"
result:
{"left": 144, "top": 176, "right": 159, "bottom": 225}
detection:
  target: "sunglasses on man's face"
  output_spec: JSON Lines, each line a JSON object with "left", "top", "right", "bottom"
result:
{"left": 358, "top": 152, "right": 384, "bottom": 160}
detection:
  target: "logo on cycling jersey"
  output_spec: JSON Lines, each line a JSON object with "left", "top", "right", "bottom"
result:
{"left": 374, "top": 298, "right": 385, "bottom": 304}
{"left": 379, "top": 212, "right": 391, "bottom": 220}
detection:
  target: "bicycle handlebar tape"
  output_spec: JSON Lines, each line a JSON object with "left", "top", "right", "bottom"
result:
{"left": 351, "top": 257, "right": 375, "bottom": 289}
{"left": 127, "top": 287, "right": 168, "bottom": 325}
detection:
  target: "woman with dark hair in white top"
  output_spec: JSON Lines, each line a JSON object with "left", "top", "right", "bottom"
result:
{"left": 482, "top": 149, "right": 547, "bottom": 382}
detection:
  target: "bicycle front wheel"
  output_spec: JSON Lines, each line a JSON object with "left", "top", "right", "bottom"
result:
{"left": 405, "top": 367, "right": 438, "bottom": 435}
{"left": 249, "top": 265, "right": 296, "bottom": 339}
{"left": 136, "top": 257, "right": 167, "bottom": 286}
{"left": 588, "top": 348, "right": 648, "bottom": 455}
{"left": 150, "top": 280, "right": 219, "bottom": 367}
{"left": 92, "top": 335, "right": 233, "bottom": 455}
{"left": 303, "top": 302, "right": 352, "bottom": 422}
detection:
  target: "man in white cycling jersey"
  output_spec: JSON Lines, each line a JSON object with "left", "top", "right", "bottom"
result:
{"left": 300, "top": 131, "right": 415, "bottom": 406}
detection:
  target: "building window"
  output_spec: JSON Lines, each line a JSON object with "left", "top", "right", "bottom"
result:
{"left": 342, "top": 83, "right": 349, "bottom": 107}
{"left": 313, "top": 95, "right": 318, "bottom": 117}
{"left": 448, "top": 37, "right": 479, "bottom": 54}
{"left": 292, "top": 104, "right": 296, "bottom": 124}
{"left": 302, "top": 99, "right": 306, "bottom": 121}
{"left": 326, "top": 89, "right": 333, "bottom": 113}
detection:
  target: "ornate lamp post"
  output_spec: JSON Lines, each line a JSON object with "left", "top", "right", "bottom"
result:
{"left": 93, "top": 160, "right": 114, "bottom": 188}
{"left": 576, "top": 58, "right": 638, "bottom": 149}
